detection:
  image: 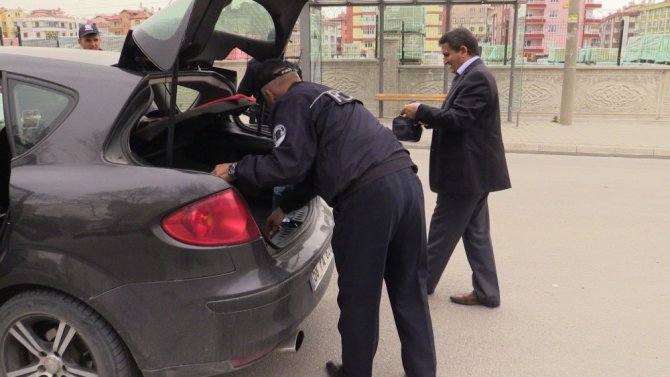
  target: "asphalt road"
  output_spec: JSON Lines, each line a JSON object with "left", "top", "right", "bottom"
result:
{"left": 226, "top": 152, "right": 670, "bottom": 377}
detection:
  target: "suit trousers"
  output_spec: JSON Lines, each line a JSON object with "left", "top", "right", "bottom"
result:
{"left": 426, "top": 192, "right": 501, "bottom": 307}
{"left": 331, "top": 167, "right": 436, "bottom": 377}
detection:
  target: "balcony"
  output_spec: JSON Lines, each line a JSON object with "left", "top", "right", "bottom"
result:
{"left": 525, "top": 17, "right": 546, "bottom": 24}
{"left": 524, "top": 33, "right": 544, "bottom": 39}
{"left": 583, "top": 32, "right": 600, "bottom": 38}
{"left": 527, "top": 2, "right": 547, "bottom": 9}
{"left": 584, "top": 18, "right": 601, "bottom": 24}
{"left": 523, "top": 47, "right": 545, "bottom": 53}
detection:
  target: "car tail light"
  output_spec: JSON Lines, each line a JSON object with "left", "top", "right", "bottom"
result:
{"left": 162, "top": 189, "right": 260, "bottom": 246}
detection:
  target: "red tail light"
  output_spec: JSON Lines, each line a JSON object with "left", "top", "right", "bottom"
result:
{"left": 162, "top": 189, "right": 260, "bottom": 246}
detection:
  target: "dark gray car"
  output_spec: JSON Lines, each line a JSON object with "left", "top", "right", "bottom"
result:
{"left": 0, "top": 1, "right": 334, "bottom": 376}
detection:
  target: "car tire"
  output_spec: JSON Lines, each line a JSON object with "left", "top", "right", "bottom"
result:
{"left": 0, "top": 289, "right": 139, "bottom": 377}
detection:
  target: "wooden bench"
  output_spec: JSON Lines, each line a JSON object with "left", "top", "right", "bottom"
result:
{"left": 375, "top": 93, "right": 446, "bottom": 117}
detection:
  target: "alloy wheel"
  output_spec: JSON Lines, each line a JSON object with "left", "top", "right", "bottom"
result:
{"left": 3, "top": 316, "right": 98, "bottom": 377}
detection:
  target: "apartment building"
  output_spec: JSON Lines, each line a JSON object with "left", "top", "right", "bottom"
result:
{"left": 15, "top": 9, "right": 80, "bottom": 41}
{"left": 522, "top": 0, "right": 602, "bottom": 56}
{"left": 0, "top": 8, "right": 29, "bottom": 38}
{"left": 636, "top": 0, "right": 670, "bottom": 34}
{"left": 600, "top": 4, "right": 640, "bottom": 48}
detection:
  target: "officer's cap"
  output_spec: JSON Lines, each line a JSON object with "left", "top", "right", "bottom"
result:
{"left": 255, "top": 59, "right": 299, "bottom": 94}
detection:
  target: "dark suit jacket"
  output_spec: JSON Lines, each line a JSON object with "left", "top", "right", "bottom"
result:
{"left": 415, "top": 59, "right": 511, "bottom": 194}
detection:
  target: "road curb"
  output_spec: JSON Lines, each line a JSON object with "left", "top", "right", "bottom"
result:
{"left": 403, "top": 141, "right": 670, "bottom": 159}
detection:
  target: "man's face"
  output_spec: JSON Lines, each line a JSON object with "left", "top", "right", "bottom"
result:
{"left": 442, "top": 43, "right": 469, "bottom": 74}
{"left": 79, "top": 34, "right": 100, "bottom": 50}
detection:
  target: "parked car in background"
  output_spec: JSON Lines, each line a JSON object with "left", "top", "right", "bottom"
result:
{"left": 0, "top": 1, "right": 334, "bottom": 376}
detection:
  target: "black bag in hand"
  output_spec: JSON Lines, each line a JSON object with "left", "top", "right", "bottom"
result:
{"left": 392, "top": 116, "right": 423, "bottom": 142}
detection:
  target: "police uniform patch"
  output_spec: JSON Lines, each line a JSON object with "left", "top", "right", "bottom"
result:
{"left": 273, "top": 124, "right": 287, "bottom": 147}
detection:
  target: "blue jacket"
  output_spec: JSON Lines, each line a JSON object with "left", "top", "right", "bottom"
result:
{"left": 235, "top": 81, "right": 409, "bottom": 210}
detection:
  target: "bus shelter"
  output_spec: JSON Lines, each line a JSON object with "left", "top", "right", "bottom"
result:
{"left": 296, "top": 0, "right": 526, "bottom": 121}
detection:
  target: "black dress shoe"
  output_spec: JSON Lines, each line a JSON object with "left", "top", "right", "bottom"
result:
{"left": 325, "top": 360, "right": 347, "bottom": 376}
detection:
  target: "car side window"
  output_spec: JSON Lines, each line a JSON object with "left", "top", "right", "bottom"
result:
{"left": 9, "top": 80, "right": 74, "bottom": 155}
{"left": 176, "top": 86, "right": 200, "bottom": 112}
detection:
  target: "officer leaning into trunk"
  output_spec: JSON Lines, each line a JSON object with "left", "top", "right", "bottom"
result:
{"left": 212, "top": 59, "right": 436, "bottom": 377}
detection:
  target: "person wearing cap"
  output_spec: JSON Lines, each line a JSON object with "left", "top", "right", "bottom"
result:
{"left": 212, "top": 59, "right": 436, "bottom": 377}
{"left": 78, "top": 23, "right": 101, "bottom": 50}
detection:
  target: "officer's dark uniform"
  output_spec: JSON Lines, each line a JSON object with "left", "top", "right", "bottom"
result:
{"left": 234, "top": 81, "right": 436, "bottom": 377}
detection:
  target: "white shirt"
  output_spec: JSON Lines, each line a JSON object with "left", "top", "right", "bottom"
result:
{"left": 456, "top": 56, "right": 480, "bottom": 76}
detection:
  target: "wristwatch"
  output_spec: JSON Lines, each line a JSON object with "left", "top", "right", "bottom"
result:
{"left": 227, "top": 162, "right": 237, "bottom": 178}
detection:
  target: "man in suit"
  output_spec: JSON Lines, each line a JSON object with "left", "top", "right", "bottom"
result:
{"left": 401, "top": 28, "right": 511, "bottom": 308}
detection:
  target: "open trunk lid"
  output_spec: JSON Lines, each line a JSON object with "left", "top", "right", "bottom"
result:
{"left": 118, "top": 0, "right": 307, "bottom": 72}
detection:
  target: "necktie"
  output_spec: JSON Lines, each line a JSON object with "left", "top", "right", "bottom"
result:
{"left": 448, "top": 73, "right": 461, "bottom": 95}
{"left": 444, "top": 73, "right": 461, "bottom": 108}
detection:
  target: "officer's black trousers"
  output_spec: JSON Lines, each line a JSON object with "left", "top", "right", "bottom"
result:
{"left": 331, "top": 167, "right": 436, "bottom": 377}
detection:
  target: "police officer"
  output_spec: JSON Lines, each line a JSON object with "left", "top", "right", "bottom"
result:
{"left": 212, "top": 59, "right": 436, "bottom": 377}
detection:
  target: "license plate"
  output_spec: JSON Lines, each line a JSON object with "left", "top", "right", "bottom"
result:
{"left": 309, "top": 246, "right": 333, "bottom": 291}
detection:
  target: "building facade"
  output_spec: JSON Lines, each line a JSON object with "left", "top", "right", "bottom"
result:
{"left": 103, "top": 9, "right": 151, "bottom": 36}
{"left": 520, "top": 0, "right": 602, "bottom": 56}
{"left": 600, "top": 4, "right": 640, "bottom": 48}
{"left": 1, "top": 8, "right": 29, "bottom": 39}
{"left": 15, "top": 9, "right": 80, "bottom": 41}
{"left": 636, "top": 0, "right": 670, "bottom": 35}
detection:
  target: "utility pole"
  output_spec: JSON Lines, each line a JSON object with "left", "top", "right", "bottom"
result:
{"left": 560, "top": 0, "right": 580, "bottom": 125}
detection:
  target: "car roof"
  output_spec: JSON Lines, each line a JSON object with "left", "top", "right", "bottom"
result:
{"left": 1, "top": 47, "right": 146, "bottom": 160}
{"left": 0, "top": 47, "right": 141, "bottom": 92}
{"left": 0, "top": 46, "right": 120, "bottom": 67}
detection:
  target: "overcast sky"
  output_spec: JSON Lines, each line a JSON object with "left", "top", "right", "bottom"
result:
{"left": 0, "top": 0, "right": 645, "bottom": 18}
{"left": 1, "top": 0, "right": 173, "bottom": 18}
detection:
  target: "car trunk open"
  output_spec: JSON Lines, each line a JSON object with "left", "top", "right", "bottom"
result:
{"left": 127, "top": 76, "right": 311, "bottom": 249}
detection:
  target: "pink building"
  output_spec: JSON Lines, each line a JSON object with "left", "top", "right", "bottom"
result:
{"left": 523, "top": 0, "right": 602, "bottom": 57}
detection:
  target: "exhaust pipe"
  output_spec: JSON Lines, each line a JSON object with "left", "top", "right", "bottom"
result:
{"left": 275, "top": 330, "right": 304, "bottom": 353}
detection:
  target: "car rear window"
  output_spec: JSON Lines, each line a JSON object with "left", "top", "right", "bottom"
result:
{"left": 9, "top": 81, "right": 75, "bottom": 155}
{"left": 215, "top": 0, "right": 275, "bottom": 41}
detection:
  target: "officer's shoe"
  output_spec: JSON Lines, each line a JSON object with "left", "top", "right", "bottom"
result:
{"left": 325, "top": 360, "right": 347, "bottom": 377}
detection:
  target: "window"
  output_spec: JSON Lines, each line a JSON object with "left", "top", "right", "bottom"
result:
{"left": 8, "top": 81, "right": 75, "bottom": 155}
{"left": 548, "top": 24, "right": 557, "bottom": 32}
{"left": 524, "top": 40, "right": 532, "bottom": 47}
{"left": 216, "top": 0, "right": 275, "bottom": 41}
{"left": 549, "top": 10, "right": 558, "bottom": 18}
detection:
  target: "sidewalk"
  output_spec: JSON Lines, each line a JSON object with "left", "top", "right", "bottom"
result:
{"left": 382, "top": 117, "right": 670, "bottom": 159}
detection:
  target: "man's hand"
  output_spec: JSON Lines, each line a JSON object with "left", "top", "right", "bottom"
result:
{"left": 265, "top": 208, "right": 286, "bottom": 237}
{"left": 212, "top": 163, "right": 234, "bottom": 182}
{"left": 400, "top": 103, "right": 420, "bottom": 119}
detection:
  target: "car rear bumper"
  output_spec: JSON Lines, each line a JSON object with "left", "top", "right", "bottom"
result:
{"left": 89, "top": 204, "right": 334, "bottom": 377}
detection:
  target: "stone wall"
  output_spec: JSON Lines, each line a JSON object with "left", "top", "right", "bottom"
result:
{"left": 216, "top": 60, "right": 670, "bottom": 120}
